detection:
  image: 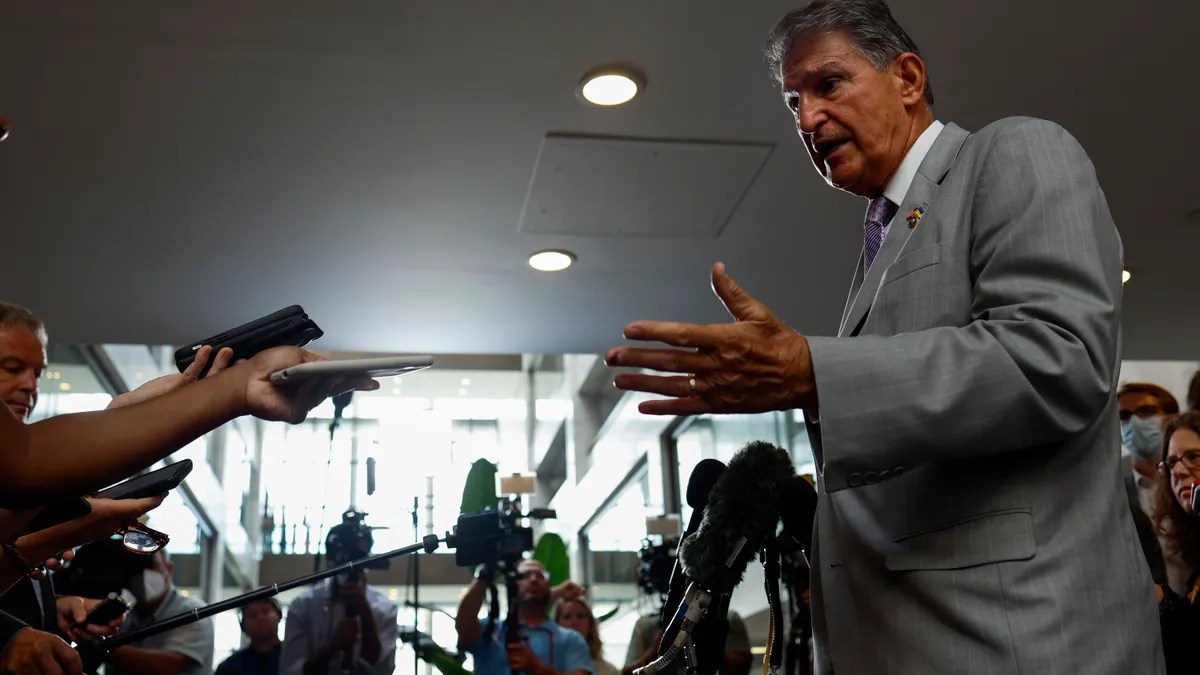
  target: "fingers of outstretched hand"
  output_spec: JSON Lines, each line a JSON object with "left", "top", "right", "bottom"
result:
{"left": 208, "top": 348, "right": 235, "bottom": 376}
{"left": 181, "top": 346, "right": 213, "bottom": 380}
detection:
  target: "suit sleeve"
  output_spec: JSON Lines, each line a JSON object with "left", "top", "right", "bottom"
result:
{"left": 806, "top": 118, "right": 1122, "bottom": 493}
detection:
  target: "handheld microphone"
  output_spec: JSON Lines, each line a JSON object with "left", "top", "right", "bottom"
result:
{"left": 661, "top": 459, "right": 726, "bottom": 629}
{"left": 679, "top": 442, "right": 796, "bottom": 592}
{"left": 1191, "top": 480, "right": 1198, "bottom": 516}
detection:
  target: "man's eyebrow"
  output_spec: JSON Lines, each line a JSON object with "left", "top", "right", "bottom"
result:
{"left": 783, "top": 60, "right": 845, "bottom": 89}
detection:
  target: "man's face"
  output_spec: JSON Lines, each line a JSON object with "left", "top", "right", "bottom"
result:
{"left": 241, "top": 601, "right": 281, "bottom": 641}
{"left": 781, "top": 30, "right": 913, "bottom": 197}
{"left": 516, "top": 561, "right": 550, "bottom": 605}
{"left": 0, "top": 326, "right": 46, "bottom": 421}
{"left": 1118, "top": 392, "right": 1166, "bottom": 424}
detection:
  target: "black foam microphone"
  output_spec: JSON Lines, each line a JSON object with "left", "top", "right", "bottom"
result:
{"left": 661, "top": 459, "right": 726, "bottom": 628}
{"left": 639, "top": 443, "right": 795, "bottom": 675}
{"left": 779, "top": 475, "right": 819, "bottom": 559}
{"left": 679, "top": 441, "right": 796, "bottom": 591}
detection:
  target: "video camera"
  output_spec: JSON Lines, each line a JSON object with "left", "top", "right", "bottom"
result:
{"left": 445, "top": 497, "right": 554, "bottom": 568}
{"left": 326, "top": 509, "right": 389, "bottom": 579}
{"left": 637, "top": 537, "right": 677, "bottom": 598}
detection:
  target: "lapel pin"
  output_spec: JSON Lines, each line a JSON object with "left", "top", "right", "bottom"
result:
{"left": 906, "top": 205, "right": 926, "bottom": 229}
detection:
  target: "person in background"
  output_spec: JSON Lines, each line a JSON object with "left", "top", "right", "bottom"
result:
{"left": 1151, "top": 411, "right": 1200, "bottom": 672}
{"left": 281, "top": 511, "right": 398, "bottom": 675}
{"left": 1119, "top": 382, "right": 1179, "bottom": 589}
{"left": 455, "top": 559, "right": 592, "bottom": 675}
{"left": 106, "top": 548, "right": 214, "bottom": 675}
{"left": 1187, "top": 369, "right": 1200, "bottom": 413}
{"left": 554, "top": 598, "right": 618, "bottom": 675}
{"left": 215, "top": 599, "right": 282, "bottom": 675}
{"left": 621, "top": 611, "right": 752, "bottom": 675}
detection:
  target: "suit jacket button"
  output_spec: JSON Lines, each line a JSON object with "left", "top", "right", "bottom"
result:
{"left": 878, "top": 468, "right": 891, "bottom": 481}
{"left": 864, "top": 471, "right": 878, "bottom": 484}
{"left": 848, "top": 473, "right": 863, "bottom": 487}
{"left": 893, "top": 465, "right": 906, "bottom": 476}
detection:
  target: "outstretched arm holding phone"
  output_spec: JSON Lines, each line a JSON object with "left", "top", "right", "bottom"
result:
{"left": 0, "top": 346, "right": 377, "bottom": 508}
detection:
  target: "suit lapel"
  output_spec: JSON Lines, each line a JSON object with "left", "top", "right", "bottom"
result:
{"left": 838, "top": 123, "right": 971, "bottom": 337}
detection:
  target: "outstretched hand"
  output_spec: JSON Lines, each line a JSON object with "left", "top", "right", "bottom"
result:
{"left": 605, "top": 263, "right": 816, "bottom": 416}
{"left": 240, "top": 347, "right": 380, "bottom": 424}
{"left": 107, "top": 346, "right": 234, "bottom": 409}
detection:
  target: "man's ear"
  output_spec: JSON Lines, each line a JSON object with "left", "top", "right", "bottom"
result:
{"left": 892, "top": 52, "right": 927, "bottom": 108}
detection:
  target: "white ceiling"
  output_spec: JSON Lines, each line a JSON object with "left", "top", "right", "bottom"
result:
{"left": 1, "top": 0, "right": 1197, "bottom": 359}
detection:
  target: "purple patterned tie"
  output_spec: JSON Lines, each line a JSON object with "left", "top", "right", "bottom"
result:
{"left": 863, "top": 197, "right": 897, "bottom": 272}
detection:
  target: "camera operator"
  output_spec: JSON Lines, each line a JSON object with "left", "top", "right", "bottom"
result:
{"left": 214, "top": 599, "right": 282, "bottom": 675}
{"left": 281, "top": 511, "right": 398, "bottom": 675}
{"left": 1153, "top": 412, "right": 1200, "bottom": 673}
{"left": 455, "top": 559, "right": 593, "bottom": 675}
{"left": 106, "top": 548, "right": 214, "bottom": 675}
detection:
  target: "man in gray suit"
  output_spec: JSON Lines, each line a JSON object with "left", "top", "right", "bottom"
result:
{"left": 604, "top": 0, "right": 1163, "bottom": 672}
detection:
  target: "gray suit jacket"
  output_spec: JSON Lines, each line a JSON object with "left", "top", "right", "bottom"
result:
{"left": 803, "top": 118, "right": 1163, "bottom": 674}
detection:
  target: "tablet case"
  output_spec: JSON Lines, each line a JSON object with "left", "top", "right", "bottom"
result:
{"left": 173, "top": 305, "right": 324, "bottom": 378}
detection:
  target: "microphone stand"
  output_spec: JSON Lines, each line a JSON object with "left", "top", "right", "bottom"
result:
{"left": 76, "top": 535, "right": 443, "bottom": 675}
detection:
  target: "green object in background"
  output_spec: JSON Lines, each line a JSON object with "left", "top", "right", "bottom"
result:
{"left": 460, "top": 459, "right": 499, "bottom": 516}
{"left": 431, "top": 654, "right": 473, "bottom": 675}
{"left": 596, "top": 604, "right": 621, "bottom": 623}
{"left": 459, "top": 459, "right": 499, "bottom": 576}
{"left": 531, "top": 532, "right": 570, "bottom": 586}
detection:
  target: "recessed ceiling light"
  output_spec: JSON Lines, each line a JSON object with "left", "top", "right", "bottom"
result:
{"left": 528, "top": 249, "right": 576, "bottom": 272}
{"left": 577, "top": 66, "right": 645, "bottom": 106}
{"left": 59, "top": 382, "right": 71, "bottom": 391}
{"left": 461, "top": 378, "right": 471, "bottom": 386}
{"left": 1122, "top": 269, "right": 1131, "bottom": 284}
{"left": 458, "top": 388, "right": 468, "bottom": 396}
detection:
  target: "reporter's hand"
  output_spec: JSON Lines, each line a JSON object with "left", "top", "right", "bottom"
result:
{"left": 550, "top": 580, "right": 584, "bottom": 602}
{"left": 17, "top": 495, "right": 165, "bottom": 564}
{"left": 56, "top": 596, "right": 124, "bottom": 642}
{"left": 331, "top": 618, "right": 359, "bottom": 651}
{"left": 338, "top": 578, "right": 371, "bottom": 618}
{"left": 0, "top": 628, "right": 82, "bottom": 675}
{"left": 506, "top": 643, "right": 543, "bottom": 675}
{"left": 107, "top": 346, "right": 234, "bottom": 410}
{"left": 28, "top": 549, "right": 74, "bottom": 581}
{"left": 239, "top": 347, "right": 379, "bottom": 424}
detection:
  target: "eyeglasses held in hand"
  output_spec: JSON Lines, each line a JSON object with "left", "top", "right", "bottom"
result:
{"left": 116, "top": 521, "right": 169, "bottom": 554}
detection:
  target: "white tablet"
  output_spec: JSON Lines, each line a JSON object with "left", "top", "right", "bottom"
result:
{"left": 269, "top": 355, "right": 434, "bottom": 385}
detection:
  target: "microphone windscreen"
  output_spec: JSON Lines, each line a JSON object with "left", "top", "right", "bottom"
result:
{"left": 679, "top": 441, "right": 795, "bottom": 591}
{"left": 686, "top": 458, "right": 727, "bottom": 510}
{"left": 779, "top": 475, "right": 818, "bottom": 554}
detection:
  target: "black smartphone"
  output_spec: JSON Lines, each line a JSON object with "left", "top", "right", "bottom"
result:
{"left": 173, "top": 305, "right": 324, "bottom": 378}
{"left": 82, "top": 593, "right": 130, "bottom": 626}
{"left": 95, "top": 460, "right": 193, "bottom": 501}
{"left": 25, "top": 498, "right": 92, "bottom": 533}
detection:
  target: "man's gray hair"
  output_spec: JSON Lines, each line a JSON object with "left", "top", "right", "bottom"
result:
{"left": 0, "top": 301, "right": 47, "bottom": 345}
{"left": 764, "top": 0, "right": 934, "bottom": 105}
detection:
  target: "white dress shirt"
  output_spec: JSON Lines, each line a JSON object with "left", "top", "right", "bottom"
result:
{"left": 879, "top": 120, "right": 944, "bottom": 235}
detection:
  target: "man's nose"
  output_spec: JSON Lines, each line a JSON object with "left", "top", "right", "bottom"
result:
{"left": 18, "top": 371, "right": 37, "bottom": 393}
{"left": 795, "top": 94, "right": 827, "bottom": 135}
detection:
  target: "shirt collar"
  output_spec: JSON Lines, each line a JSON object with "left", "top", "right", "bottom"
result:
{"left": 882, "top": 120, "right": 944, "bottom": 207}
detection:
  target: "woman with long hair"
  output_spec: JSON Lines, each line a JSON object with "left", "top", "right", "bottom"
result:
{"left": 1152, "top": 411, "right": 1200, "bottom": 672}
{"left": 555, "top": 598, "right": 619, "bottom": 675}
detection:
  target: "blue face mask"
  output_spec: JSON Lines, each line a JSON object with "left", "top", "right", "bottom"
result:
{"left": 1122, "top": 416, "right": 1165, "bottom": 461}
